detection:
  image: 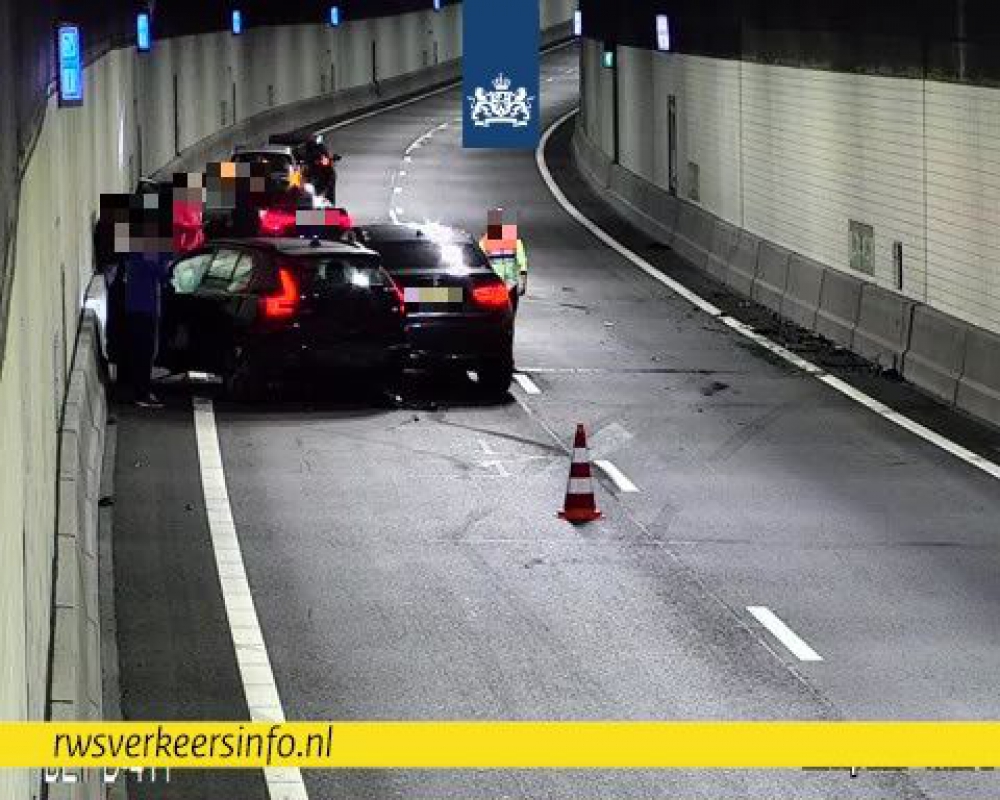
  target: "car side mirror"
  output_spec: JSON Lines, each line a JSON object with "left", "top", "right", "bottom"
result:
{"left": 332, "top": 154, "right": 343, "bottom": 163}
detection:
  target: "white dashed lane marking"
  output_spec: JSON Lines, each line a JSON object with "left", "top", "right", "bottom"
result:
{"left": 594, "top": 460, "right": 640, "bottom": 493}
{"left": 513, "top": 372, "right": 542, "bottom": 395}
{"left": 747, "top": 607, "right": 824, "bottom": 663}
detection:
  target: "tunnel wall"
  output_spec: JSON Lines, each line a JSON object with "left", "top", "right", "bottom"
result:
{"left": 0, "top": 3, "right": 574, "bottom": 798}
{"left": 574, "top": 10, "right": 1000, "bottom": 428}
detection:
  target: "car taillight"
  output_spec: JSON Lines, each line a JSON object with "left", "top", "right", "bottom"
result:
{"left": 319, "top": 155, "right": 331, "bottom": 167}
{"left": 258, "top": 208, "right": 296, "bottom": 236}
{"left": 261, "top": 268, "right": 299, "bottom": 319}
{"left": 388, "top": 277, "right": 405, "bottom": 316}
{"left": 471, "top": 281, "right": 511, "bottom": 311}
{"left": 325, "top": 208, "right": 353, "bottom": 230}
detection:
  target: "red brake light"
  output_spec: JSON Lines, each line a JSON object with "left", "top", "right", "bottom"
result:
{"left": 324, "top": 208, "right": 354, "bottom": 230}
{"left": 319, "top": 155, "right": 331, "bottom": 167}
{"left": 258, "top": 208, "right": 296, "bottom": 236}
{"left": 388, "top": 276, "right": 405, "bottom": 316}
{"left": 262, "top": 268, "right": 299, "bottom": 319}
{"left": 472, "top": 282, "right": 511, "bottom": 311}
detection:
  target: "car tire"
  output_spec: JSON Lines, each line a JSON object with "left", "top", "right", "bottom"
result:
{"left": 223, "top": 348, "right": 264, "bottom": 403}
{"left": 477, "top": 360, "right": 513, "bottom": 399}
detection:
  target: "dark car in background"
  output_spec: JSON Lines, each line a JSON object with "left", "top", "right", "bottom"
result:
{"left": 355, "top": 223, "right": 515, "bottom": 397}
{"left": 159, "top": 237, "right": 405, "bottom": 398}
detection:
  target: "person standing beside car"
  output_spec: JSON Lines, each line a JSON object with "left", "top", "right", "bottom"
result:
{"left": 479, "top": 207, "right": 528, "bottom": 313}
{"left": 117, "top": 192, "right": 174, "bottom": 409}
{"left": 172, "top": 172, "right": 206, "bottom": 254}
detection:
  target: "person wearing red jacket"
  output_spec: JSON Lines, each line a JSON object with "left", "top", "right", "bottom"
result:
{"left": 172, "top": 173, "right": 206, "bottom": 254}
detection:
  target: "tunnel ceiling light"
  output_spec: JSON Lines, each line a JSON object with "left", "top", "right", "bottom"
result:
{"left": 137, "top": 11, "right": 151, "bottom": 52}
{"left": 602, "top": 45, "right": 614, "bottom": 69}
{"left": 232, "top": 9, "right": 243, "bottom": 35}
{"left": 433, "top": 0, "right": 442, "bottom": 10}
{"left": 56, "top": 22, "right": 83, "bottom": 107}
{"left": 573, "top": 10, "right": 582, "bottom": 37}
{"left": 656, "top": 14, "right": 671, "bottom": 51}
{"left": 329, "top": 6, "right": 340, "bottom": 26}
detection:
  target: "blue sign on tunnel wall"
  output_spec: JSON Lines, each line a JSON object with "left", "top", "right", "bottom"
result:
{"left": 56, "top": 23, "right": 83, "bottom": 107}
{"left": 463, "top": 0, "right": 539, "bottom": 149}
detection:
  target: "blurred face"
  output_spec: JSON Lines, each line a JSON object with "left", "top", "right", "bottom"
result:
{"left": 487, "top": 209, "right": 503, "bottom": 235}
{"left": 111, "top": 205, "right": 172, "bottom": 254}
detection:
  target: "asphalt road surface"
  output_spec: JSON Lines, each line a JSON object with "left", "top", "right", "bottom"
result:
{"left": 112, "top": 44, "right": 1000, "bottom": 799}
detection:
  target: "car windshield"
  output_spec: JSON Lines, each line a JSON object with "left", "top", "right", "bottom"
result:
{"left": 233, "top": 153, "right": 293, "bottom": 174}
{"left": 370, "top": 240, "right": 489, "bottom": 273}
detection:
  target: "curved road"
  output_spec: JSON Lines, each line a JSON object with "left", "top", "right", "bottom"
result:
{"left": 113, "top": 44, "right": 1000, "bottom": 799}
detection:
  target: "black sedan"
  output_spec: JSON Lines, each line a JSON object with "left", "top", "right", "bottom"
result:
{"left": 355, "top": 223, "right": 515, "bottom": 397}
{"left": 159, "top": 237, "right": 405, "bottom": 398}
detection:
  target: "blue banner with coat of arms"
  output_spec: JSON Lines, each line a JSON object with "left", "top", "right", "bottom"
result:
{"left": 463, "top": 0, "right": 540, "bottom": 149}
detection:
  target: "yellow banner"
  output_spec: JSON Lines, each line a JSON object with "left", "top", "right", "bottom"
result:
{"left": 4, "top": 722, "right": 1000, "bottom": 769}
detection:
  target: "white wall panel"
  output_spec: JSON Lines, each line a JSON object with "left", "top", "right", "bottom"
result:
{"left": 741, "top": 63, "right": 926, "bottom": 295}
{"left": 618, "top": 47, "right": 655, "bottom": 180}
{"left": 652, "top": 53, "right": 742, "bottom": 225}
{"left": 597, "top": 46, "right": 1000, "bottom": 334}
{"left": 925, "top": 82, "right": 1000, "bottom": 331}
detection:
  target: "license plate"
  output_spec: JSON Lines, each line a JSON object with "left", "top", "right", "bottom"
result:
{"left": 403, "top": 287, "right": 464, "bottom": 304}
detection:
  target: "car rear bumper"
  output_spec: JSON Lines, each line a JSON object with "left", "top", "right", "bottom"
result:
{"left": 404, "top": 315, "right": 513, "bottom": 366}
{"left": 255, "top": 335, "right": 405, "bottom": 377}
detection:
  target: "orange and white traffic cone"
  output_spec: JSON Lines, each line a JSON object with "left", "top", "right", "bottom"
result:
{"left": 558, "top": 423, "right": 603, "bottom": 523}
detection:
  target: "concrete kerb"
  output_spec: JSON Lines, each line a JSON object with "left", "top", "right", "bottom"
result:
{"left": 671, "top": 202, "right": 713, "bottom": 271}
{"left": 956, "top": 326, "right": 1000, "bottom": 428}
{"left": 852, "top": 283, "right": 917, "bottom": 372}
{"left": 815, "top": 267, "right": 864, "bottom": 348}
{"left": 605, "top": 163, "right": 676, "bottom": 244}
{"left": 903, "top": 305, "right": 968, "bottom": 406}
{"left": 706, "top": 219, "right": 739, "bottom": 284}
{"left": 571, "top": 125, "right": 612, "bottom": 189}
{"left": 725, "top": 229, "right": 760, "bottom": 297}
{"left": 751, "top": 241, "right": 790, "bottom": 316}
{"left": 50, "top": 309, "right": 107, "bottom": 736}
{"left": 781, "top": 253, "right": 825, "bottom": 331}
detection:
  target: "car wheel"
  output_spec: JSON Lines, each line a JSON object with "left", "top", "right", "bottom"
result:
{"left": 476, "top": 360, "right": 513, "bottom": 399}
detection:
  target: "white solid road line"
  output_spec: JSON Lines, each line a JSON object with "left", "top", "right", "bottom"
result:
{"left": 537, "top": 108, "right": 1000, "bottom": 484}
{"left": 513, "top": 372, "right": 542, "bottom": 395}
{"left": 193, "top": 398, "right": 308, "bottom": 800}
{"left": 594, "top": 459, "right": 640, "bottom": 493}
{"left": 746, "top": 607, "right": 824, "bottom": 663}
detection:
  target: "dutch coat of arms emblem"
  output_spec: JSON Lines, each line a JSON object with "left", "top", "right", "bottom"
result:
{"left": 468, "top": 74, "right": 534, "bottom": 128}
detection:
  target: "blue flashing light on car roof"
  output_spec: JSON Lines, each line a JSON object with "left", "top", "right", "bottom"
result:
{"left": 137, "top": 12, "right": 151, "bottom": 52}
{"left": 232, "top": 9, "right": 243, "bottom": 35}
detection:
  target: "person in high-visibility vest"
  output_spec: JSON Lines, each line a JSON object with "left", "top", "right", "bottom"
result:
{"left": 479, "top": 208, "right": 528, "bottom": 311}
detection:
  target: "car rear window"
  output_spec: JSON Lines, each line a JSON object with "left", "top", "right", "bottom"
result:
{"left": 369, "top": 240, "right": 490, "bottom": 273}
{"left": 233, "top": 153, "right": 292, "bottom": 173}
{"left": 288, "top": 255, "right": 388, "bottom": 289}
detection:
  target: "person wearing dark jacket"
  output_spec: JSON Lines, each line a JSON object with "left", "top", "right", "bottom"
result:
{"left": 120, "top": 247, "right": 172, "bottom": 408}
{"left": 116, "top": 198, "right": 174, "bottom": 408}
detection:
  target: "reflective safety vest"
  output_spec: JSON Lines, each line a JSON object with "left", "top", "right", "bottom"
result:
{"left": 480, "top": 236, "right": 527, "bottom": 286}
